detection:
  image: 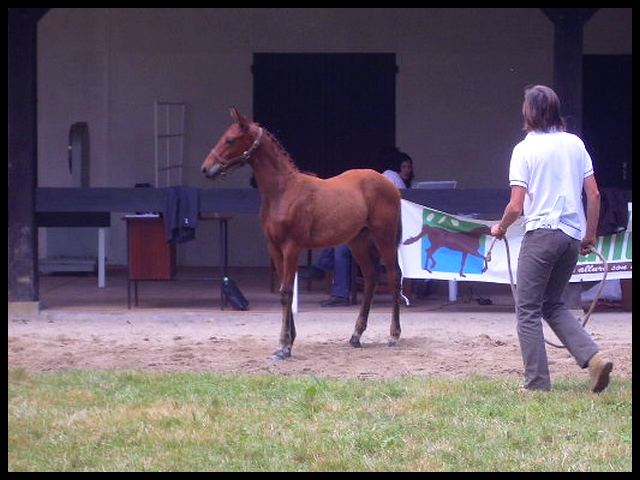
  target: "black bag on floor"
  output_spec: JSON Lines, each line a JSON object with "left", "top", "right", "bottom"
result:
{"left": 221, "top": 277, "right": 249, "bottom": 311}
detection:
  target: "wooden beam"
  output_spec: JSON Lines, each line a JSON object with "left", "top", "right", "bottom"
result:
{"left": 8, "top": 9, "right": 40, "bottom": 302}
{"left": 541, "top": 8, "right": 598, "bottom": 26}
{"left": 540, "top": 8, "right": 599, "bottom": 135}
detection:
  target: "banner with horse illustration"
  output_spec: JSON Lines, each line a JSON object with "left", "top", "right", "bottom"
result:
{"left": 399, "top": 199, "right": 632, "bottom": 284}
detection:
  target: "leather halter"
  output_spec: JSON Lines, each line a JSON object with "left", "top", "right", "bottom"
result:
{"left": 212, "top": 126, "right": 264, "bottom": 171}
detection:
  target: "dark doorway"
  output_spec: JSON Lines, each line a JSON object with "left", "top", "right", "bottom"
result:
{"left": 252, "top": 53, "right": 397, "bottom": 178}
{"left": 582, "top": 54, "right": 631, "bottom": 189}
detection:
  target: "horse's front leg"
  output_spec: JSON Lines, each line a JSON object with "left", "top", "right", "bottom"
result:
{"left": 272, "top": 245, "right": 300, "bottom": 361}
{"left": 267, "top": 241, "right": 284, "bottom": 286}
{"left": 458, "top": 252, "right": 468, "bottom": 278}
{"left": 425, "top": 249, "right": 437, "bottom": 272}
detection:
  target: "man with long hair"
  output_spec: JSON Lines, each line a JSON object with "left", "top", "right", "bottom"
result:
{"left": 491, "top": 85, "right": 613, "bottom": 393}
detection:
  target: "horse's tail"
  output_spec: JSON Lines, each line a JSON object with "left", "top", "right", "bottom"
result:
{"left": 402, "top": 224, "right": 430, "bottom": 245}
{"left": 396, "top": 205, "right": 403, "bottom": 248}
{"left": 396, "top": 200, "right": 411, "bottom": 306}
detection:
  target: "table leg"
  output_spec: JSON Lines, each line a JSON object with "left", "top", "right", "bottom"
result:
{"left": 292, "top": 272, "right": 298, "bottom": 313}
{"left": 98, "top": 227, "right": 106, "bottom": 288}
{"left": 219, "top": 218, "right": 229, "bottom": 310}
{"left": 448, "top": 279, "right": 458, "bottom": 302}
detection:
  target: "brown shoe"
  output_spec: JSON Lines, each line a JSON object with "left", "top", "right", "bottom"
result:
{"left": 517, "top": 385, "right": 549, "bottom": 394}
{"left": 588, "top": 352, "right": 613, "bottom": 393}
{"left": 517, "top": 386, "right": 536, "bottom": 395}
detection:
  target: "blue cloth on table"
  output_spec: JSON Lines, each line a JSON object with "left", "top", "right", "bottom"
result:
{"left": 164, "top": 186, "right": 200, "bottom": 244}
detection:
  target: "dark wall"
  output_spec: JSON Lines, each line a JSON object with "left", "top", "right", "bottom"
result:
{"left": 253, "top": 53, "right": 396, "bottom": 179}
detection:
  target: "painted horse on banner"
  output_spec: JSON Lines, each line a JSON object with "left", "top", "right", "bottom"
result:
{"left": 403, "top": 224, "right": 490, "bottom": 277}
{"left": 201, "top": 108, "right": 402, "bottom": 360}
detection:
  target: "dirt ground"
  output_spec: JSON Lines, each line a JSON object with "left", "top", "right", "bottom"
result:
{"left": 8, "top": 306, "right": 632, "bottom": 383}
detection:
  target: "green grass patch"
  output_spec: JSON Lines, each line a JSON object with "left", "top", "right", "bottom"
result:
{"left": 8, "top": 368, "right": 632, "bottom": 471}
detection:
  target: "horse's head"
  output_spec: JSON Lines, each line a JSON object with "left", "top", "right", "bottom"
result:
{"left": 201, "top": 107, "right": 264, "bottom": 179}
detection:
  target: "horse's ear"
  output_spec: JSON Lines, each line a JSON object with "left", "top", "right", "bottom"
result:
{"left": 229, "top": 107, "right": 249, "bottom": 130}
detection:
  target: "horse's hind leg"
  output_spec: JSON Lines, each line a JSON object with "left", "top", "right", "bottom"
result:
{"left": 374, "top": 235, "right": 401, "bottom": 347}
{"left": 347, "top": 232, "right": 377, "bottom": 348}
{"left": 425, "top": 248, "right": 438, "bottom": 273}
{"left": 272, "top": 243, "right": 300, "bottom": 361}
{"left": 462, "top": 250, "right": 489, "bottom": 275}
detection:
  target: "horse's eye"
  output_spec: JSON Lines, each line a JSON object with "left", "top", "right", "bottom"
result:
{"left": 225, "top": 138, "right": 236, "bottom": 145}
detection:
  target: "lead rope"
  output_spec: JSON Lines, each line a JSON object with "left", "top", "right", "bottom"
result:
{"left": 485, "top": 236, "right": 608, "bottom": 349}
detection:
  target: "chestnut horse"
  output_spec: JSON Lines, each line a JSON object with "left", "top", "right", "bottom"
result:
{"left": 201, "top": 108, "right": 402, "bottom": 360}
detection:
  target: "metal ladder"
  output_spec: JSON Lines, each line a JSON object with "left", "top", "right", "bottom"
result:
{"left": 154, "top": 101, "right": 186, "bottom": 187}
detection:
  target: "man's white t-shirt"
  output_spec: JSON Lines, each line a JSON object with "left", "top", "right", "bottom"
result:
{"left": 509, "top": 130, "right": 594, "bottom": 241}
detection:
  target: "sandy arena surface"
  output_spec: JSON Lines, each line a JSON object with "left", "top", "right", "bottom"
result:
{"left": 8, "top": 307, "right": 631, "bottom": 382}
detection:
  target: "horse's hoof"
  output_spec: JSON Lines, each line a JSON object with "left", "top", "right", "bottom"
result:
{"left": 271, "top": 347, "right": 291, "bottom": 361}
{"left": 349, "top": 336, "right": 362, "bottom": 348}
{"left": 387, "top": 338, "right": 399, "bottom": 347}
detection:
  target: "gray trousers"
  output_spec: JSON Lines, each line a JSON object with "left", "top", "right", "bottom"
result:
{"left": 516, "top": 229, "right": 599, "bottom": 390}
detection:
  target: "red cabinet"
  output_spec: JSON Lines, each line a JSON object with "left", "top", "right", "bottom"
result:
{"left": 125, "top": 217, "right": 176, "bottom": 280}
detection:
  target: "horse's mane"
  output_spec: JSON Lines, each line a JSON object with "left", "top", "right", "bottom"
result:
{"left": 254, "top": 122, "right": 301, "bottom": 174}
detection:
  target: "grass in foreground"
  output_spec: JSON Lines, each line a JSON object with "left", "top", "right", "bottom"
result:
{"left": 8, "top": 368, "right": 632, "bottom": 471}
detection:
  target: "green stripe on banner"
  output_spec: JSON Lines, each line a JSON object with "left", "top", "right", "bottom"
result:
{"left": 600, "top": 235, "right": 612, "bottom": 260}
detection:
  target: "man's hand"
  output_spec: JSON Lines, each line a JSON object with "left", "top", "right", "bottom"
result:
{"left": 580, "top": 238, "right": 596, "bottom": 256}
{"left": 490, "top": 224, "right": 506, "bottom": 239}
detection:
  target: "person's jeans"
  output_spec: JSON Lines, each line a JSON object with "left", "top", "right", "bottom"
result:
{"left": 516, "top": 229, "right": 599, "bottom": 390}
{"left": 315, "top": 245, "right": 352, "bottom": 299}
